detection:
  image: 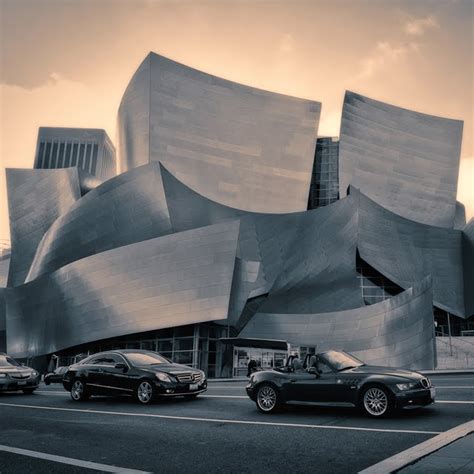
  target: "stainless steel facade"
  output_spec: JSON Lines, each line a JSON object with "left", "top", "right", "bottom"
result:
{"left": 26, "top": 163, "right": 172, "bottom": 282}
{"left": 117, "top": 52, "right": 321, "bottom": 213}
{"left": 239, "top": 277, "right": 436, "bottom": 370}
{"left": 7, "top": 221, "right": 239, "bottom": 358}
{"left": 6, "top": 168, "right": 81, "bottom": 287}
{"left": 339, "top": 91, "right": 463, "bottom": 228}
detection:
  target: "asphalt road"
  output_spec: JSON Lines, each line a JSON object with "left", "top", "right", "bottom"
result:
{"left": 0, "top": 374, "right": 472, "bottom": 474}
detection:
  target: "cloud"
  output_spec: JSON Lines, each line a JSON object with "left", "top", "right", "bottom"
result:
{"left": 457, "top": 156, "right": 474, "bottom": 221}
{"left": 405, "top": 15, "right": 439, "bottom": 36}
{"left": 356, "top": 41, "right": 420, "bottom": 80}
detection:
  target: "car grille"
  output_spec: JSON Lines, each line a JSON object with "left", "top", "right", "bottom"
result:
{"left": 420, "top": 378, "right": 430, "bottom": 389}
{"left": 176, "top": 373, "right": 202, "bottom": 384}
{"left": 11, "top": 373, "right": 30, "bottom": 379}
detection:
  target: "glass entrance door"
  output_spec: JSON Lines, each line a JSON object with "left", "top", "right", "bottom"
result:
{"left": 233, "top": 347, "right": 288, "bottom": 377}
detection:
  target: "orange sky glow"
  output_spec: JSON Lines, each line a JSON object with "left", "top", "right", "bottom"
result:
{"left": 0, "top": 0, "right": 472, "bottom": 242}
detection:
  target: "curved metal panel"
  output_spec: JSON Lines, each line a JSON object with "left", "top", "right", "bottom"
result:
{"left": 7, "top": 221, "right": 239, "bottom": 358}
{"left": 357, "top": 190, "right": 466, "bottom": 317}
{"left": 118, "top": 52, "right": 321, "bottom": 213}
{"left": 6, "top": 168, "right": 81, "bottom": 287}
{"left": 162, "top": 164, "right": 364, "bottom": 320}
{"left": 339, "top": 91, "right": 463, "bottom": 228}
{"left": 26, "top": 163, "right": 172, "bottom": 282}
{"left": 240, "top": 277, "right": 435, "bottom": 370}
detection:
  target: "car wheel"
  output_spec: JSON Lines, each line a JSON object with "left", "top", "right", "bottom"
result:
{"left": 22, "top": 388, "right": 36, "bottom": 395}
{"left": 44, "top": 380, "right": 50, "bottom": 386}
{"left": 256, "top": 383, "right": 281, "bottom": 414}
{"left": 70, "top": 379, "right": 89, "bottom": 402}
{"left": 136, "top": 380, "right": 155, "bottom": 404}
{"left": 361, "top": 385, "right": 392, "bottom": 417}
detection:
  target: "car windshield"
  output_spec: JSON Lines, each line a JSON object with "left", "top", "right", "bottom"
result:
{"left": 321, "top": 351, "right": 365, "bottom": 371}
{"left": 125, "top": 352, "right": 169, "bottom": 366}
{"left": 0, "top": 356, "right": 21, "bottom": 368}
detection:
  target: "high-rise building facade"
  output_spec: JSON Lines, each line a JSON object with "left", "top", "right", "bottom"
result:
{"left": 307, "top": 137, "right": 339, "bottom": 210}
{"left": 34, "top": 127, "right": 116, "bottom": 180}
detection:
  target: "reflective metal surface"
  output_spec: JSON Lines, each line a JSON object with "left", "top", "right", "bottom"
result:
{"left": 27, "top": 163, "right": 172, "bottom": 282}
{"left": 118, "top": 52, "right": 321, "bottom": 213}
{"left": 240, "top": 277, "right": 436, "bottom": 370}
{"left": 339, "top": 91, "right": 463, "bottom": 228}
{"left": 6, "top": 168, "right": 81, "bottom": 287}
{"left": 7, "top": 221, "right": 239, "bottom": 357}
{"left": 357, "top": 190, "right": 469, "bottom": 318}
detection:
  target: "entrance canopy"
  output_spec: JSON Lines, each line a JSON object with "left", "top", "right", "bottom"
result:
{"left": 219, "top": 337, "right": 288, "bottom": 351}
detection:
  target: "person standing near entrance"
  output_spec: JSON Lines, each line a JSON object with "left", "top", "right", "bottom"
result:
{"left": 247, "top": 358, "right": 257, "bottom": 377}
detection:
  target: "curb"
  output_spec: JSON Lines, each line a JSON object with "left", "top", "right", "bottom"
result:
{"left": 358, "top": 420, "right": 474, "bottom": 473}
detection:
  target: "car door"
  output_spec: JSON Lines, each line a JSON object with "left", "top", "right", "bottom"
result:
{"left": 80, "top": 355, "right": 107, "bottom": 394}
{"left": 98, "top": 354, "right": 134, "bottom": 395}
{"left": 297, "top": 359, "right": 338, "bottom": 402}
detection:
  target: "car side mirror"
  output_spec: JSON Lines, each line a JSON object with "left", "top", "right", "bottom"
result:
{"left": 115, "top": 363, "right": 127, "bottom": 371}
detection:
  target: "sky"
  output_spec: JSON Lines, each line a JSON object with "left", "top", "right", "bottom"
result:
{"left": 0, "top": 0, "right": 472, "bottom": 242}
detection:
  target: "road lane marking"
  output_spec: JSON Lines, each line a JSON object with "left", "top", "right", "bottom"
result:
{"left": 0, "top": 402, "right": 441, "bottom": 435}
{"left": 0, "top": 444, "right": 150, "bottom": 473}
{"left": 33, "top": 391, "right": 474, "bottom": 403}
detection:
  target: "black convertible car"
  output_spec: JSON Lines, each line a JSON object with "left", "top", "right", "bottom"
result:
{"left": 63, "top": 350, "right": 207, "bottom": 404}
{"left": 246, "top": 350, "right": 435, "bottom": 417}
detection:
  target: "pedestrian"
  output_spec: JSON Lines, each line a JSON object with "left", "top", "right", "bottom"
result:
{"left": 247, "top": 358, "right": 257, "bottom": 377}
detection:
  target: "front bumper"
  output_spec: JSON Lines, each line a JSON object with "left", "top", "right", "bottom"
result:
{"left": 0, "top": 377, "right": 40, "bottom": 392}
{"left": 394, "top": 386, "right": 436, "bottom": 408}
{"left": 246, "top": 382, "right": 257, "bottom": 401}
{"left": 155, "top": 379, "right": 208, "bottom": 397}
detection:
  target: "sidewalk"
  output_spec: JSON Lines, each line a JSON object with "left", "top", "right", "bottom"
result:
{"left": 360, "top": 421, "right": 474, "bottom": 473}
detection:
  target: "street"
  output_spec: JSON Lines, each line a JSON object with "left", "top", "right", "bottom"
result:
{"left": 0, "top": 374, "right": 472, "bottom": 473}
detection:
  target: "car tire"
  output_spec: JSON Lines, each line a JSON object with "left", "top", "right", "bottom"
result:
{"left": 255, "top": 383, "right": 281, "bottom": 414}
{"left": 22, "top": 388, "right": 36, "bottom": 395}
{"left": 135, "top": 379, "right": 155, "bottom": 405}
{"left": 360, "top": 385, "right": 392, "bottom": 418}
{"left": 70, "top": 379, "right": 89, "bottom": 402}
{"left": 44, "top": 379, "right": 50, "bottom": 386}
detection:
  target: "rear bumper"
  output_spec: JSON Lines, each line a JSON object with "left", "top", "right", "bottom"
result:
{"left": 394, "top": 387, "right": 435, "bottom": 408}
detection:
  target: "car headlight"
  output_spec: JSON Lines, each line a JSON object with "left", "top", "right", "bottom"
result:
{"left": 199, "top": 370, "right": 206, "bottom": 380}
{"left": 396, "top": 382, "right": 417, "bottom": 391}
{"left": 0, "top": 373, "right": 7, "bottom": 378}
{"left": 32, "top": 371, "right": 39, "bottom": 377}
{"left": 155, "top": 372, "right": 172, "bottom": 383}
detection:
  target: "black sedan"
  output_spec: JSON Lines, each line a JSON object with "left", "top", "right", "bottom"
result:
{"left": 0, "top": 353, "right": 40, "bottom": 394}
{"left": 63, "top": 349, "right": 207, "bottom": 404}
{"left": 246, "top": 350, "right": 435, "bottom": 417}
{"left": 44, "top": 366, "right": 69, "bottom": 385}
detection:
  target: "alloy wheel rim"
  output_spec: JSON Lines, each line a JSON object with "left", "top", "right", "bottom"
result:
{"left": 71, "top": 381, "right": 83, "bottom": 400}
{"left": 138, "top": 381, "right": 153, "bottom": 403}
{"left": 364, "top": 387, "right": 388, "bottom": 416}
{"left": 257, "top": 386, "right": 276, "bottom": 411}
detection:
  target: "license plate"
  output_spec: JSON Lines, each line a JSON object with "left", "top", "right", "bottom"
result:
{"left": 189, "top": 383, "right": 199, "bottom": 391}
{"left": 18, "top": 381, "right": 27, "bottom": 386}
{"left": 430, "top": 387, "right": 436, "bottom": 399}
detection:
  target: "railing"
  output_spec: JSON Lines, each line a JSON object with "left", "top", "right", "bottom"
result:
{"left": 435, "top": 331, "right": 473, "bottom": 367}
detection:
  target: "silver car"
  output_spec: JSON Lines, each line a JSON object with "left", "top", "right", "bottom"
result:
{"left": 0, "top": 353, "right": 40, "bottom": 394}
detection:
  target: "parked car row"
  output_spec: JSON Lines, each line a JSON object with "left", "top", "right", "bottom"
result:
{"left": 1, "top": 349, "right": 435, "bottom": 418}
